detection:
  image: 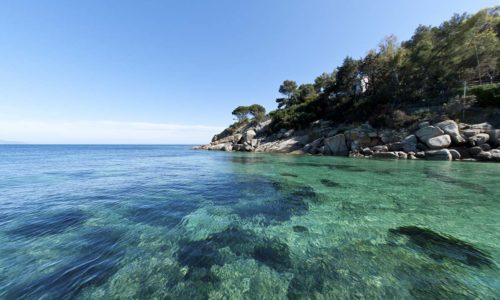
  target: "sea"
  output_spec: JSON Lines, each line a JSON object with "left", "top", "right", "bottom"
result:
{"left": 0, "top": 145, "right": 498, "bottom": 299}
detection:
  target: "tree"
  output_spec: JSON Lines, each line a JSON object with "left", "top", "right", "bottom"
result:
{"left": 279, "top": 80, "right": 298, "bottom": 98}
{"left": 248, "top": 104, "right": 266, "bottom": 122}
{"left": 231, "top": 106, "right": 250, "bottom": 122}
{"left": 276, "top": 80, "right": 298, "bottom": 109}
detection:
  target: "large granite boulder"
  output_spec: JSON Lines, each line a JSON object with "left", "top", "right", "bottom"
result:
{"left": 436, "top": 120, "right": 465, "bottom": 144}
{"left": 469, "top": 133, "right": 490, "bottom": 146}
{"left": 471, "top": 123, "right": 492, "bottom": 132}
{"left": 415, "top": 126, "right": 444, "bottom": 144}
{"left": 448, "top": 149, "right": 461, "bottom": 160}
{"left": 477, "top": 151, "right": 492, "bottom": 161}
{"left": 426, "top": 134, "right": 451, "bottom": 149}
{"left": 462, "top": 129, "right": 480, "bottom": 137}
{"left": 402, "top": 135, "right": 417, "bottom": 152}
{"left": 324, "top": 134, "right": 348, "bottom": 156}
{"left": 425, "top": 149, "right": 452, "bottom": 160}
{"left": 486, "top": 129, "right": 500, "bottom": 146}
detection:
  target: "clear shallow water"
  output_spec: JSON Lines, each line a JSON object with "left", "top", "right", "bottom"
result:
{"left": 0, "top": 145, "right": 499, "bottom": 299}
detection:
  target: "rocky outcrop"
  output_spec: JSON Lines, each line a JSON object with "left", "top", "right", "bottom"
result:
{"left": 195, "top": 118, "right": 499, "bottom": 163}
{"left": 324, "top": 134, "right": 348, "bottom": 156}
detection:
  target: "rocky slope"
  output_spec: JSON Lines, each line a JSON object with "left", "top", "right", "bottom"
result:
{"left": 194, "top": 119, "right": 500, "bottom": 162}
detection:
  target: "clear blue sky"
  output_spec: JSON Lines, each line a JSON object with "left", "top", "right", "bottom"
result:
{"left": 0, "top": 0, "right": 497, "bottom": 143}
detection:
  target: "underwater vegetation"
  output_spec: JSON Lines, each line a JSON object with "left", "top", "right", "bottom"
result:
{"left": 389, "top": 226, "right": 494, "bottom": 268}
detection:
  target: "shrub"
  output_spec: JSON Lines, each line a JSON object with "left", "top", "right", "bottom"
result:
{"left": 470, "top": 84, "right": 500, "bottom": 107}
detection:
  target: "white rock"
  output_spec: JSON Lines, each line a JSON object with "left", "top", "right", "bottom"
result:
{"left": 416, "top": 126, "right": 444, "bottom": 143}
{"left": 436, "top": 120, "right": 465, "bottom": 144}
{"left": 426, "top": 134, "right": 451, "bottom": 149}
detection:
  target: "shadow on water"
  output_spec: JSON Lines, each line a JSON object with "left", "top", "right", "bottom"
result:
{"left": 232, "top": 183, "right": 316, "bottom": 225}
{"left": 280, "top": 172, "right": 298, "bottom": 178}
{"left": 6, "top": 228, "right": 124, "bottom": 299}
{"left": 389, "top": 226, "right": 494, "bottom": 268}
{"left": 320, "top": 179, "right": 341, "bottom": 187}
{"left": 424, "top": 168, "right": 489, "bottom": 194}
{"left": 177, "top": 227, "right": 292, "bottom": 273}
{"left": 6, "top": 210, "right": 88, "bottom": 238}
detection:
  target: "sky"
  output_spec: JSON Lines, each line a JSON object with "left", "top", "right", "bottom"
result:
{"left": 0, "top": 0, "right": 497, "bottom": 144}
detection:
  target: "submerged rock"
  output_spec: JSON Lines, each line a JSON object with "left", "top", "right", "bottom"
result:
{"left": 320, "top": 179, "right": 340, "bottom": 187}
{"left": 389, "top": 226, "right": 493, "bottom": 268}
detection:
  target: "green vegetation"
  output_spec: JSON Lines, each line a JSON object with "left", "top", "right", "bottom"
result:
{"left": 470, "top": 83, "right": 500, "bottom": 107}
{"left": 236, "top": 7, "right": 500, "bottom": 131}
{"left": 231, "top": 104, "right": 267, "bottom": 123}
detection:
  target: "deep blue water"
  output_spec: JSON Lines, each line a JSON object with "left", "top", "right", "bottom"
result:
{"left": 0, "top": 145, "right": 499, "bottom": 299}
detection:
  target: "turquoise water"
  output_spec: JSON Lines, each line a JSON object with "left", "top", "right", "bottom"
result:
{"left": 0, "top": 145, "right": 499, "bottom": 299}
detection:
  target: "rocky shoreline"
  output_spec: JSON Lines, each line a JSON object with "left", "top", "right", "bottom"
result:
{"left": 194, "top": 118, "right": 500, "bottom": 162}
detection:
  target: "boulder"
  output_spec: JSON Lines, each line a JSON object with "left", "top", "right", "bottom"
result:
{"left": 426, "top": 134, "right": 452, "bottom": 149}
{"left": 477, "top": 151, "right": 492, "bottom": 161}
{"left": 372, "top": 152, "right": 399, "bottom": 159}
{"left": 418, "top": 121, "right": 430, "bottom": 129}
{"left": 303, "top": 137, "right": 323, "bottom": 154}
{"left": 396, "top": 151, "right": 408, "bottom": 159}
{"left": 480, "top": 143, "right": 491, "bottom": 151}
{"left": 251, "top": 139, "right": 259, "bottom": 148}
{"left": 415, "top": 126, "right": 444, "bottom": 144}
{"left": 402, "top": 135, "right": 417, "bottom": 152}
{"left": 486, "top": 129, "right": 500, "bottom": 146}
{"left": 222, "top": 144, "right": 233, "bottom": 152}
{"left": 471, "top": 123, "right": 492, "bottom": 132}
{"left": 324, "top": 134, "right": 348, "bottom": 156}
{"left": 469, "top": 146, "right": 482, "bottom": 156}
{"left": 415, "top": 151, "right": 426, "bottom": 159}
{"left": 469, "top": 133, "right": 490, "bottom": 146}
{"left": 207, "top": 143, "right": 227, "bottom": 151}
{"left": 362, "top": 148, "right": 373, "bottom": 156}
{"left": 372, "top": 145, "right": 389, "bottom": 152}
{"left": 243, "top": 129, "right": 256, "bottom": 144}
{"left": 436, "top": 120, "right": 465, "bottom": 144}
{"left": 448, "top": 149, "right": 461, "bottom": 160}
{"left": 388, "top": 142, "right": 404, "bottom": 151}
{"left": 425, "top": 149, "right": 452, "bottom": 161}
{"left": 462, "top": 129, "right": 480, "bottom": 138}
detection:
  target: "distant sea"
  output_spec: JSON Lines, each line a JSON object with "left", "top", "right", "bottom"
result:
{"left": 0, "top": 145, "right": 498, "bottom": 298}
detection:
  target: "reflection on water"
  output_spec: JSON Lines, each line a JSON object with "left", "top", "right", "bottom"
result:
{"left": 0, "top": 145, "right": 498, "bottom": 299}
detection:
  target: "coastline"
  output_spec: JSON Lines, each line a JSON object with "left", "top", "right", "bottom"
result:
{"left": 195, "top": 119, "right": 500, "bottom": 163}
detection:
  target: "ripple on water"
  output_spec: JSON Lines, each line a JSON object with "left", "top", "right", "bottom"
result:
{"left": 5, "top": 228, "right": 124, "bottom": 299}
{"left": 6, "top": 209, "right": 88, "bottom": 238}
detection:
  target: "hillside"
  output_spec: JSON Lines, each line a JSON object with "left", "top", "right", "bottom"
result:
{"left": 197, "top": 7, "right": 500, "bottom": 162}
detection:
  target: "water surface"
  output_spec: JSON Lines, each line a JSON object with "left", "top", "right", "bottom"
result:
{"left": 0, "top": 145, "right": 499, "bottom": 299}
